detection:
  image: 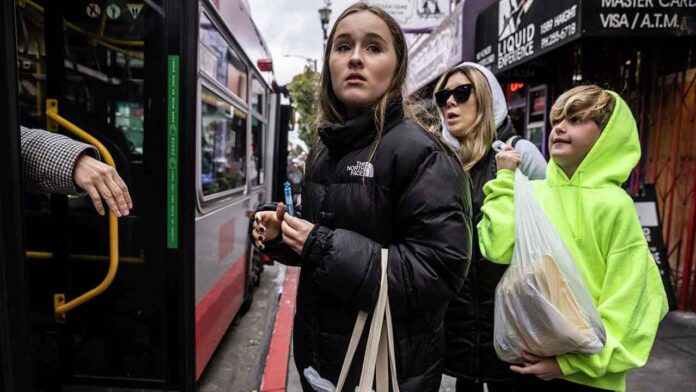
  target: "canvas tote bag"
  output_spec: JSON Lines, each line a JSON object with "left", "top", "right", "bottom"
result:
{"left": 304, "top": 249, "right": 399, "bottom": 392}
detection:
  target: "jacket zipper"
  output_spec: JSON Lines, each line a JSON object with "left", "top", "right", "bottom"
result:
{"left": 472, "top": 256, "right": 480, "bottom": 383}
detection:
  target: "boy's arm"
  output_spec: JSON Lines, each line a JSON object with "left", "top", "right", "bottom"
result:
{"left": 477, "top": 169, "right": 516, "bottom": 264}
{"left": 556, "top": 207, "right": 669, "bottom": 378}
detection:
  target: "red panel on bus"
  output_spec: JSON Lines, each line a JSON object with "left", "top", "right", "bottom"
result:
{"left": 195, "top": 255, "right": 246, "bottom": 379}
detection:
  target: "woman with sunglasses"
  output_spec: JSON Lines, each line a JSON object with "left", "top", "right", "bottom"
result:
{"left": 433, "top": 62, "right": 546, "bottom": 392}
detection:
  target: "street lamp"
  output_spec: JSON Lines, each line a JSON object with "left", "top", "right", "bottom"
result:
{"left": 284, "top": 54, "right": 317, "bottom": 73}
{"left": 318, "top": 1, "right": 332, "bottom": 52}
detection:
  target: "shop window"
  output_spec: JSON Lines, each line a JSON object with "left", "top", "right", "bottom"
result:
{"left": 200, "top": 88, "right": 247, "bottom": 195}
{"left": 250, "top": 116, "right": 265, "bottom": 186}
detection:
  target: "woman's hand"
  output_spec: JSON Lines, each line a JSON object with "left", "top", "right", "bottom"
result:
{"left": 281, "top": 213, "right": 315, "bottom": 255}
{"left": 252, "top": 203, "right": 286, "bottom": 250}
{"left": 509, "top": 351, "right": 562, "bottom": 381}
{"left": 495, "top": 145, "right": 521, "bottom": 172}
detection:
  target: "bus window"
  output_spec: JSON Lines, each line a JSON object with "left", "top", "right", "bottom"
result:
{"left": 251, "top": 78, "right": 265, "bottom": 115}
{"left": 201, "top": 88, "right": 247, "bottom": 196}
{"left": 227, "top": 49, "right": 247, "bottom": 100}
{"left": 251, "top": 116, "right": 265, "bottom": 186}
{"left": 199, "top": 13, "right": 247, "bottom": 102}
{"left": 115, "top": 101, "right": 144, "bottom": 154}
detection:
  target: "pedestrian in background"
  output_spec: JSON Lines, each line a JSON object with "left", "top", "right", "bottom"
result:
{"left": 250, "top": 3, "right": 472, "bottom": 391}
{"left": 433, "top": 62, "right": 546, "bottom": 392}
{"left": 479, "top": 85, "right": 668, "bottom": 391}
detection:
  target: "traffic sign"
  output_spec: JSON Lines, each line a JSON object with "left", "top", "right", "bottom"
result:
{"left": 106, "top": 4, "right": 121, "bottom": 20}
{"left": 127, "top": 3, "right": 143, "bottom": 20}
{"left": 86, "top": 3, "right": 101, "bottom": 19}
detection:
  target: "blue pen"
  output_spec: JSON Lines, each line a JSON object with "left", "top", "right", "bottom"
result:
{"left": 284, "top": 181, "right": 294, "bottom": 216}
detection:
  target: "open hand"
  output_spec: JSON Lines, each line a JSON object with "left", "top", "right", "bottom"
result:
{"left": 509, "top": 351, "right": 562, "bottom": 381}
{"left": 495, "top": 145, "right": 521, "bottom": 172}
{"left": 252, "top": 203, "right": 286, "bottom": 250}
{"left": 281, "top": 213, "right": 314, "bottom": 255}
{"left": 73, "top": 154, "right": 132, "bottom": 217}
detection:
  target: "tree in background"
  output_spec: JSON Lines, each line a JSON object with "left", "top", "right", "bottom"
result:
{"left": 287, "top": 65, "right": 319, "bottom": 147}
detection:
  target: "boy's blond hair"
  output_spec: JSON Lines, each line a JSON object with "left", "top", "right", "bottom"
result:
{"left": 550, "top": 85, "right": 616, "bottom": 131}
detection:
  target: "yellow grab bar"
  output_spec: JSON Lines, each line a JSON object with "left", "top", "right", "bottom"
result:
{"left": 46, "top": 99, "right": 120, "bottom": 322}
{"left": 25, "top": 251, "right": 143, "bottom": 265}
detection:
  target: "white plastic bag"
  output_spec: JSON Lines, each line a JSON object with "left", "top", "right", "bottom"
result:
{"left": 493, "top": 170, "right": 606, "bottom": 364}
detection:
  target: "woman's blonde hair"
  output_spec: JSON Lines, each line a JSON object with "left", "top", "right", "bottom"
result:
{"left": 317, "top": 3, "right": 408, "bottom": 164}
{"left": 434, "top": 66, "right": 496, "bottom": 171}
{"left": 550, "top": 85, "right": 616, "bottom": 131}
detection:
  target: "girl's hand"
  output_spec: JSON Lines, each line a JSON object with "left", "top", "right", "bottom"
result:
{"left": 495, "top": 145, "right": 521, "bottom": 172}
{"left": 281, "top": 213, "right": 315, "bottom": 255}
{"left": 252, "top": 203, "right": 286, "bottom": 250}
{"left": 509, "top": 351, "right": 562, "bottom": 381}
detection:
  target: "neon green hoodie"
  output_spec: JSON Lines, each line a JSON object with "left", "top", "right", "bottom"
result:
{"left": 477, "top": 91, "right": 668, "bottom": 391}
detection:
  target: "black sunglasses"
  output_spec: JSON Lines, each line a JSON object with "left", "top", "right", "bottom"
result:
{"left": 435, "top": 84, "right": 475, "bottom": 107}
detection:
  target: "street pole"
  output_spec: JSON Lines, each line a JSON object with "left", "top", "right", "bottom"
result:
{"left": 318, "top": 1, "right": 331, "bottom": 54}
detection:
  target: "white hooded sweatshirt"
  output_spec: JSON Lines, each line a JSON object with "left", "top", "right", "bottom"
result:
{"left": 438, "top": 62, "right": 547, "bottom": 180}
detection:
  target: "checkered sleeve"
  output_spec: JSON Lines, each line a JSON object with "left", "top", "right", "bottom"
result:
{"left": 20, "top": 126, "right": 100, "bottom": 194}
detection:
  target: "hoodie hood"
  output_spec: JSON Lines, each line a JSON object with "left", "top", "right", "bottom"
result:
{"left": 439, "top": 62, "right": 508, "bottom": 149}
{"left": 546, "top": 91, "right": 640, "bottom": 188}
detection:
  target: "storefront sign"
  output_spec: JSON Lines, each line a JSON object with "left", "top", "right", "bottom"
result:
{"left": 366, "top": 0, "right": 450, "bottom": 32}
{"left": 475, "top": 1, "right": 696, "bottom": 74}
{"left": 406, "top": 1, "right": 463, "bottom": 94}
{"left": 475, "top": 0, "right": 581, "bottom": 74}
{"left": 584, "top": 0, "right": 696, "bottom": 36}
{"left": 633, "top": 185, "right": 677, "bottom": 310}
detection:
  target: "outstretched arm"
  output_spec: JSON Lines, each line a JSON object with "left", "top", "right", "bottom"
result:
{"left": 20, "top": 126, "right": 132, "bottom": 216}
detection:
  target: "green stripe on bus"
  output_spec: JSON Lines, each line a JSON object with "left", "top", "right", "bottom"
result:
{"left": 167, "top": 55, "right": 179, "bottom": 249}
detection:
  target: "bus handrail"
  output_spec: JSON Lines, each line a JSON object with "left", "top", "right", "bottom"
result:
{"left": 25, "top": 251, "right": 143, "bottom": 265}
{"left": 45, "top": 99, "right": 120, "bottom": 322}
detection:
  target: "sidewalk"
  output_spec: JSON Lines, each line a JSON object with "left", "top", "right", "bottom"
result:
{"left": 626, "top": 311, "right": 696, "bottom": 391}
{"left": 285, "top": 311, "right": 696, "bottom": 391}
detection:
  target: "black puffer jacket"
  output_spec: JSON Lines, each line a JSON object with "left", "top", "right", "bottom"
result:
{"left": 259, "top": 103, "right": 472, "bottom": 391}
{"left": 443, "top": 118, "right": 518, "bottom": 382}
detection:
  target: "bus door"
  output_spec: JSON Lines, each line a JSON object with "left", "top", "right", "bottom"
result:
{"left": 0, "top": 1, "right": 33, "bottom": 390}
{"left": 16, "top": 0, "right": 196, "bottom": 389}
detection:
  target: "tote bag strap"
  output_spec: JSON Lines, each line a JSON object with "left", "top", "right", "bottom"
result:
{"left": 335, "top": 310, "right": 368, "bottom": 391}
{"left": 385, "top": 295, "right": 400, "bottom": 392}
{"left": 336, "top": 249, "right": 398, "bottom": 392}
{"left": 357, "top": 249, "right": 389, "bottom": 391}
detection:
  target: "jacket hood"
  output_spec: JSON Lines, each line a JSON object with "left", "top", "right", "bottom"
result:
{"left": 439, "top": 62, "right": 508, "bottom": 149}
{"left": 546, "top": 91, "right": 640, "bottom": 188}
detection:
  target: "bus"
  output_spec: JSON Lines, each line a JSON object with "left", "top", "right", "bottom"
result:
{"left": 0, "top": 0, "right": 292, "bottom": 390}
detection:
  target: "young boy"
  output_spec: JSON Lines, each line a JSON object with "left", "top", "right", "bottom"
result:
{"left": 477, "top": 85, "right": 668, "bottom": 392}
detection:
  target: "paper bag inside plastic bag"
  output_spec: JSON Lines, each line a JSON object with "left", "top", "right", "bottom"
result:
{"left": 494, "top": 170, "right": 607, "bottom": 364}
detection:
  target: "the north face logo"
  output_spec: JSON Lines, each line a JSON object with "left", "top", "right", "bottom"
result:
{"left": 347, "top": 161, "right": 374, "bottom": 178}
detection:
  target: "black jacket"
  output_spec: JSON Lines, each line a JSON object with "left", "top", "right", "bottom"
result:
{"left": 257, "top": 103, "right": 472, "bottom": 391}
{"left": 442, "top": 118, "right": 519, "bottom": 382}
